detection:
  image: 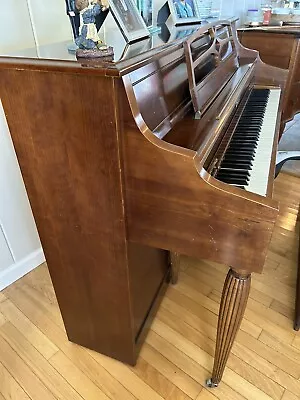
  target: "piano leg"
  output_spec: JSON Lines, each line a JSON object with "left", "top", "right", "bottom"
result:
{"left": 169, "top": 252, "right": 180, "bottom": 284}
{"left": 207, "top": 268, "right": 251, "bottom": 388}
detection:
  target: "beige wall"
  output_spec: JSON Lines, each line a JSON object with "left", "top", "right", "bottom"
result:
{"left": 27, "top": 0, "right": 73, "bottom": 46}
{"left": 0, "top": 0, "right": 73, "bottom": 54}
{"left": 0, "top": 0, "right": 35, "bottom": 53}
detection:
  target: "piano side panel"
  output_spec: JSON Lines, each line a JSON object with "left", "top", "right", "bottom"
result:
{"left": 0, "top": 67, "right": 138, "bottom": 363}
{"left": 127, "top": 242, "right": 169, "bottom": 338}
{"left": 121, "top": 87, "right": 278, "bottom": 273}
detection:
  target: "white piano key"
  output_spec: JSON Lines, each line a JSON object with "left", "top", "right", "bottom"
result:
{"left": 244, "top": 88, "right": 281, "bottom": 196}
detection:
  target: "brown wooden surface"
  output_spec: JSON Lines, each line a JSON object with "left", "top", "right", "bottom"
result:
{"left": 208, "top": 269, "right": 251, "bottom": 386}
{"left": 0, "top": 19, "right": 288, "bottom": 386}
{"left": 0, "top": 65, "right": 169, "bottom": 365}
{"left": 238, "top": 29, "right": 300, "bottom": 133}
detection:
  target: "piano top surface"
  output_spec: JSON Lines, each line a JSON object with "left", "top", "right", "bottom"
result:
{"left": 0, "top": 17, "right": 237, "bottom": 76}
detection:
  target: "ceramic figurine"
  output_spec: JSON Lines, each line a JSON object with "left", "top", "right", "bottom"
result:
{"left": 75, "top": 0, "right": 114, "bottom": 59}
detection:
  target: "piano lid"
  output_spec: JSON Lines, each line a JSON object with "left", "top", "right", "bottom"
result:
{"left": 0, "top": 17, "right": 237, "bottom": 71}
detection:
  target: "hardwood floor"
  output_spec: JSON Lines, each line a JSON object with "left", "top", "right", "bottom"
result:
{"left": 0, "top": 172, "right": 299, "bottom": 400}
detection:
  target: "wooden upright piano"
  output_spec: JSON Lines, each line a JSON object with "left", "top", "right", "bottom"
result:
{"left": 0, "top": 18, "right": 287, "bottom": 387}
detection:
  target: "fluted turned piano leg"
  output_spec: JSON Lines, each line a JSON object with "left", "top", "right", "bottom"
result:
{"left": 169, "top": 252, "right": 180, "bottom": 284}
{"left": 207, "top": 268, "right": 251, "bottom": 388}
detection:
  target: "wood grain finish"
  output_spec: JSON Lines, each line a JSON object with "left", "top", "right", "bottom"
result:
{"left": 0, "top": 19, "right": 286, "bottom": 386}
{"left": 238, "top": 29, "right": 300, "bottom": 134}
{"left": 0, "top": 64, "right": 169, "bottom": 365}
{"left": 207, "top": 269, "right": 251, "bottom": 387}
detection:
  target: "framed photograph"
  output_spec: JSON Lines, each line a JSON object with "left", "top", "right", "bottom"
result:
{"left": 168, "top": 0, "right": 202, "bottom": 25}
{"left": 109, "top": 0, "right": 150, "bottom": 42}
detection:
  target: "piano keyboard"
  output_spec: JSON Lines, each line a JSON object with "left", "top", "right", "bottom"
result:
{"left": 215, "top": 88, "right": 281, "bottom": 196}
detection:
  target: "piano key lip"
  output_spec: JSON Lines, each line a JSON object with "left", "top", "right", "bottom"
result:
{"left": 200, "top": 168, "right": 279, "bottom": 209}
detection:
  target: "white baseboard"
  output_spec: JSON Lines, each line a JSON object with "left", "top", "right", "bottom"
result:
{"left": 0, "top": 248, "right": 45, "bottom": 291}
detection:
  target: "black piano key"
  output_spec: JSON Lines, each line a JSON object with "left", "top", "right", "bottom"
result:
{"left": 221, "top": 161, "right": 253, "bottom": 168}
{"left": 227, "top": 148, "right": 256, "bottom": 153}
{"left": 219, "top": 177, "right": 248, "bottom": 185}
{"left": 230, "top": 139, "right": 258, "bottom": 144}
{"left": 218, "top": 167, "right": 251, "bottom": 173}
{"left": 216, "top": 172, "right": 250, "bottom": 181}
{"left": 214, "top": 87, "right": 271, "bottom": 191}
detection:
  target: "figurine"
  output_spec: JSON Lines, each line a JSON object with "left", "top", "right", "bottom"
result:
{"left": 75, "top": 0, "right": 114, "bottom": 59}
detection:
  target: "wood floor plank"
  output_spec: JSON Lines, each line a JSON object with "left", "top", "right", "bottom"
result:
{"left": 196, "top": 389, "right": 218, "bottom": 400}
{"left": 236, "top": 331, "right": 300, "bottom": 379}
{"left": 4, "top": 286, "right": 138, "bottom": 400}
{"left": 139, "top": 343, "right": 201, "bottom": 398}
{"left": 259, "top": 331, "right": 300, "bottom": 367}
{"left": 165, "top": 286, "right": 262, "bottom": 339}
{"left": 0, "top": 299, "right": 58, "bottom": 360}
{"left": 0, "top": 334, "right": 56, "bottom": 400}
{"left": 0, "top": 362, "right": 31, "bottom": 400}
{"left": 159, "top": 297, "right": 296, "bottom": 381}
{"left": 281, "top": 391, "right": 299, "bottom": 400}
{"left": 132, "top": 357, "right": 193, "bottom": 400}
{"left": 269, "top": 299, "right": 294, "bottom": 319}
{"left": 0, "top": 321, "right": 84, "bottom": 400}
{"left": 87, "top": 349, "right": 165, "bottom": 400}
{"left": 291, "top": 334, "right": 300, "bottom": 350}
{"left": 146, "top": 330, "right": 247, "bottom": 400}
{"left": 156, "top": 310, "right": 284, "bottom": 400}
{"left": 49, "top": 351, "right": 110, "bottom": 400}
{"left": 151, "top": 319, "right": 275, "bottom": 400}
{"left": 186, "top": 262, "right": 273, "bottom": 307}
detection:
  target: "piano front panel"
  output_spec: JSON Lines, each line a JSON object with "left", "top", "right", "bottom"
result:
{"left": 121, "top": 87, "right": 278, "bottom": 273}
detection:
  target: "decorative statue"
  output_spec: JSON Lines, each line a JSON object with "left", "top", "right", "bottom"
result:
{"left": 75, "top": 0, "right": 114, "bottom": 59}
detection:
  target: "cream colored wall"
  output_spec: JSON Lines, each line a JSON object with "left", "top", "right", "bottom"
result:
{"left": 0, "top": 0, "right": 73, "bottom": 54}
{"left": 27, "top": 0, "right": 73, "bottom": 46}
{"left": 0, "top": 0, "right": 35, "bottom": 53}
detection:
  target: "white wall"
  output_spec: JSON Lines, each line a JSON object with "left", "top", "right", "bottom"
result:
{"left": 27, "top": 0, "right": 73, "bottom": 46}
{"left": 0, "top": 0, "right": 73, "bottom": 55}
{"left": 0, "top": 0, "right": 36, "bottom": 53}
{"left": 0, "top": 101, "right": 45, "bottom": 290}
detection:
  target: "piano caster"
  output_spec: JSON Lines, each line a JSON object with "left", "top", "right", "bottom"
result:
{"left": 206, "top": 378, "right": 218, "bottom": 388}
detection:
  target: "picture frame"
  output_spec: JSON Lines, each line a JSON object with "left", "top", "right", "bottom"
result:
{"left": 136, "top": 0, "right": 153, "bottom": 28}
{"left": 168, "top": 0, "right": 202, "bottom": 25}
{"left": 109, "top": 0, "right": 150, "bottom": 42}
{"left": 119, "top": 36, "right": 152, "bottom": 60}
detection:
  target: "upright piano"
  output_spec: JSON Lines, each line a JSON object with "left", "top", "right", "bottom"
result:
{"left": 0, "top": 18, "right": 287, "bottom": 387}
